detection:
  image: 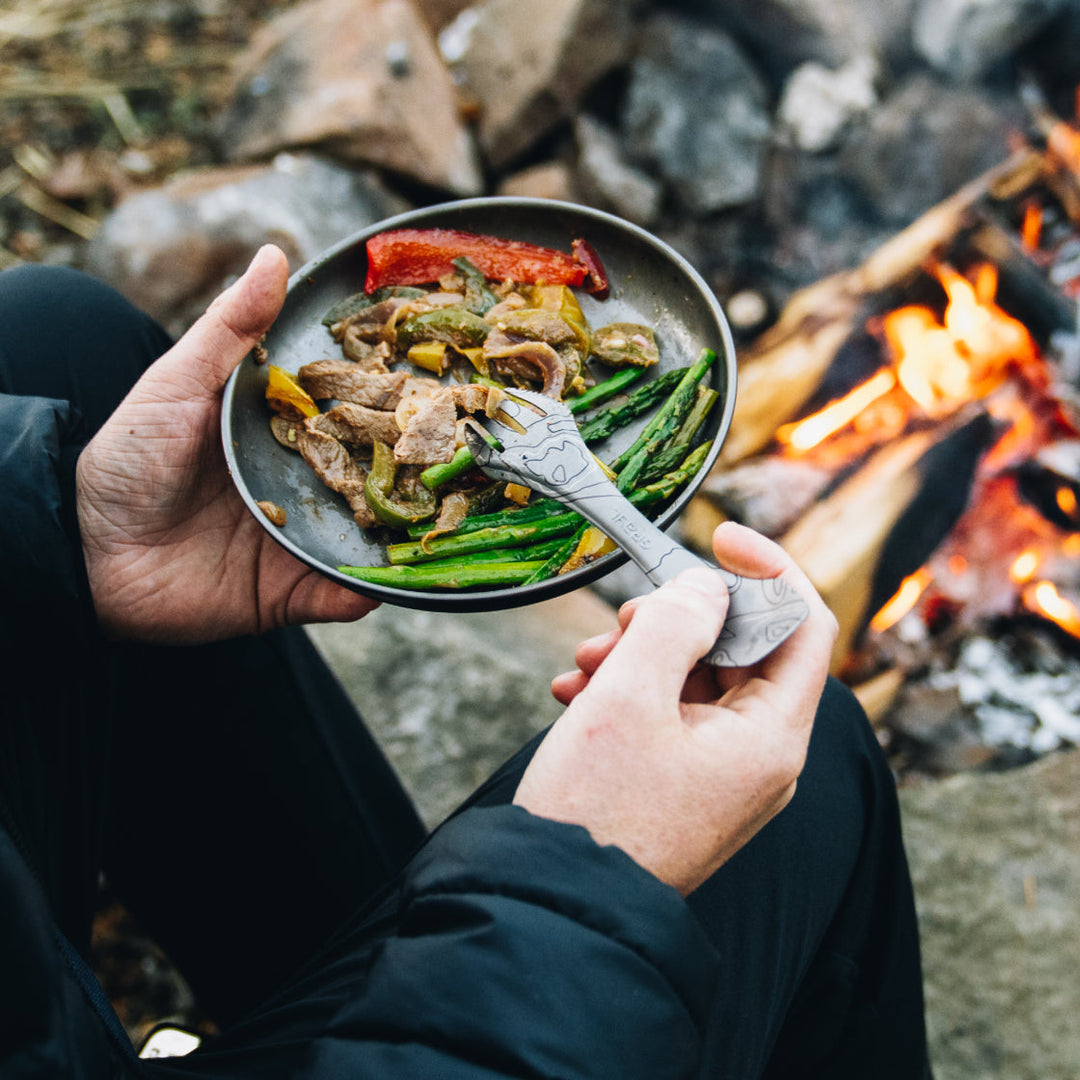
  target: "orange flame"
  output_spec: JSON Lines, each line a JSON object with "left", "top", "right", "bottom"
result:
{"left": 888, "top": 264, "right": 1038, "bottom": 414}
{"left": 777, "top": 263, "right": 1040, "bottom": 453}
{"left": 1022, "top": 580, "right": 1080, "bottom": 637}
{"left": 776, "top": 370, "right": 896, "bottom": 452}
{"left": 870, "top": 567, "right": 933, "bottom": 633}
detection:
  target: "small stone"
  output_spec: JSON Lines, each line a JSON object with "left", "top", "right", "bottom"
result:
{"left": 725, "top": 289, "right": 770, "bottom": 333}
{"left": 777, "top": 55, "right": 879, "bottom": 153}
{"left": 573, "top": 114, "right": 663, "bottom": 226}
{"left": 496, "top": 161, "right": 579, "bottom": 203}
{"left": 85, "top": 154, "right": 409, "bottom": 336}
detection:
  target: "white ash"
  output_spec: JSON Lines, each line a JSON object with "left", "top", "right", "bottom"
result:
{"left": 925, "top": 634, "right": 1080, "bottom": 754}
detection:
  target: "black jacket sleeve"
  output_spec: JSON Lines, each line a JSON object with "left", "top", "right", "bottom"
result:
{"left": 177, "top": 806, "right": 721, "bottom": 1080}
{"left": 0, "top": 391, "right": 130, "bottom": 1077}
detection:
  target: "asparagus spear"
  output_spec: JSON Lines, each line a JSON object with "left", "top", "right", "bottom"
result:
{"left": 338, "top": 561, "right": 547, "bottom": 589}
{"left": 575, "top": 367, "right": 686, "bottom": 443}
{"left": 404, "top": 497, "right": 564, "bottom": 539}
{"left": 388, "top": 441, "right": 713, "bottom": 567}
{"left": 386, "top": 513, "right": 582, "bottom": 564}
{"left": 613, "top": 348, "right": 716, "bottom": 489}
{"left": 418, "top": 537, "right": 568, "bottom": 566}
{"left": 566, "top": 367, "right": 645, "bottom": 415}
{"left": 635, "top": 385, "right": 718, "bottom": 485}
{"left": 522, "top": 527, "right": 586, "bottom": 585}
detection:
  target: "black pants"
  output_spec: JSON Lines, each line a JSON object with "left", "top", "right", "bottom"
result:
{"left": 0, "top": 264, "right": 931, "bottom": 1078}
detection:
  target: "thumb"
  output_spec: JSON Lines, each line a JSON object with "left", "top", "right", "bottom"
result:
{"left": 587, "top": 569, "right": 729, "bottom": 706}
{"left": 156, "top": 244, "right": 289, "bottom": 395}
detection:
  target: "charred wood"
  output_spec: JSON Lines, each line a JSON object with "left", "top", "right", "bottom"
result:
{"left": 779, "top": 408, "right": 998, "bottom": 669}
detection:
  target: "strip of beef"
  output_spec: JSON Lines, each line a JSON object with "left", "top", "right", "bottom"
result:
{"left": 394, "top": 393, "right": 457, "bottom": 464}
{"left": 448, "top": 383, "right": 506, "bottom": 417}
{"left": 295, "top": 426, "right": 376, "bottom": 527}
{"left": 485, "top": 336, "right": 567, "bottom": 398}
{"left": 309, "top": 402, "right": 401, "bottom": 447}
{"left": 329, "top": 297, "right": 411, "bottom": 343}
{"left": 298, "top": 361, "right": 407, "bottom": 408}
{"left": 341, "top": 331, "right": 392, "bottom": 371}
{"left": 270, "top": 414, "right": 302, "bottom": 450}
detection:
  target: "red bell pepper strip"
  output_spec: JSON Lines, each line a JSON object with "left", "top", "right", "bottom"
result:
{"left": 571, "top": 237, "right": 610, "bottom": 300}
{"left": 365, "top": 228, "right": 606, "bottom": 294}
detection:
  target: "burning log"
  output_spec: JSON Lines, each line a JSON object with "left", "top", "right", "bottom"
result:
{"left": 777, "top": 408, "right": 998, "bottom": 670}
{"left": 965, "top": 222, "right": 1079, "bottom": 339}
{"left": 717, "top": 149, "right": 1043, "bottom": 466}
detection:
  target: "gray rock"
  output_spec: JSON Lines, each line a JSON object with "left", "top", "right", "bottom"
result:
{"left": 216, "top": 0, "right": 482, "bottom": 196}
{"left": 621, "top": 13, "right": 772, "bottom": 214}
{"left": 455, "top": 0, "right": 637, "bottom": 170}
{"left": 837, "top": 74, "right": 1021, "bottom": 224}
{"left": 573, "top": 113, "right": 663, "bottom": 226}
{"left": 306, "top": 588, "right": 616, "bottom": 826}
{"left": 85, "top": 154, "right": 408, "bottom": 336}
{"left": 913, "top": 0, "right": 1072, "bottom": 82}
{"left": 688, "top": 0, "right": 916, "bottom": 73}
{"left": 900, "top": 749, "right": 1080, "bottom": 1079}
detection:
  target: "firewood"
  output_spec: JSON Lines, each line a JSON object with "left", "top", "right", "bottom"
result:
{"left": 851, "top": 667, "right": 906, "bottom": 727}
{"left": 779, "top": 408, "right": 998, "bottom": 670}
{"left": 719, "top": 149, "right": 1042, "bottom": 467}
{"left": 965, "top": 222, "right": 1079, "bottom": 337}
{"left": 694, "top": 453, "right": 836, "bottom": 538}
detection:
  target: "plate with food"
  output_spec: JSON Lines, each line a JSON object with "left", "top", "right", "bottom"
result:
{"left": 222, "top": 197, "right": 738, "bottom": 612}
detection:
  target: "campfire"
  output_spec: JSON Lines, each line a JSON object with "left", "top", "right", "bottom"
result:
{"left": 685, "top": 84, "right": 1080, "bottom": 774}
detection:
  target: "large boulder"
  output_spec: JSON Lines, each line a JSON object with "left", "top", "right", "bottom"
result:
{"left": 216, "top": 0, "right": 482, "bottom": 196}
{"left": 621, "top": 12, "right": 772, "bottom": 214}
{"left": 901, "top": 749, "right": 1080, "bottom": 1079}
{"left": 84, "top": 154, "right": 408, "bottom": 336}
{"left": 306, "top": 589, "right": 616, "bottom": 826}
{"left": 454, "top": 0, "right": 637, "bottom": 170}
{"left": 837, "top": 74, "right": 1021, "bottom": 224}
{"left": 912, "top": 0, "right": 1072, "bottom": 82}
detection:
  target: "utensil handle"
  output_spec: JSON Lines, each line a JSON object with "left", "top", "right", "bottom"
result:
{"left": 556, "top": 484, "right": 810, "bottom": 668}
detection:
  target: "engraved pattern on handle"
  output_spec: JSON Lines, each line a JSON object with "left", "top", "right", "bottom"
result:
{"left": 468, "top": 393, "right": 810, "bottom": 668}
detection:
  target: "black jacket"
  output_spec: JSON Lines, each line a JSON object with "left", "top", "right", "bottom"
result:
{"left": 0, "top": 389, "right": 721, "bottom": 1077}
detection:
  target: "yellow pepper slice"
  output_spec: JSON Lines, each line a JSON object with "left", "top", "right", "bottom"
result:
{"left": 265, "top": 365, "right": 319, "bottom": 419}
{"left": 406, "top": 340, "right": 449, "bottom": 374}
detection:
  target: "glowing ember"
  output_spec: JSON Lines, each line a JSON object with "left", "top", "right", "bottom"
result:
{"left": 1048, "top": 118, "right": 1080, "bottom": 175}
{"left": 1010, "top": 549, "right": 1041, "bottom": 583}
{"left": 1057, "top": 485, "right": 1079, "bottom": 520}
{"left": 870, "top": 567, "right": 933, "bottom": 633}
{"left": 1023, "top": 581, "right": 1080, "bottom": 638}
{"left": 1021, "top": 200, "right": 1043, "bottom": 251}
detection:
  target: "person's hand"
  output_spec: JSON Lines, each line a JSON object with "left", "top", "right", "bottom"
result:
{"left": 513, "top": 522, "right": 838, "bottom": 896}
{"left": 76, "top": 244, "right": 378, "bottom": 644}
